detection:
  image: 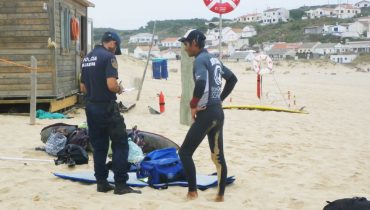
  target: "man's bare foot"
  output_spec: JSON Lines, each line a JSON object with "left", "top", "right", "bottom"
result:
{"left": 187, "top": 191, "right": 198, "bottom": 200}
{"left": 215, "top": 195, "right": 224, "bottom": 202}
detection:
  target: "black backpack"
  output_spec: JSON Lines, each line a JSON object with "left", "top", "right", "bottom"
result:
{"left": 55, "top": 144, "right": 89, "bottom": 167}
{"left": 67, "top": 128, "right": 90, "bottom": 151}
{"left": 324, "top": 197, "right": 370, "bottom": 210}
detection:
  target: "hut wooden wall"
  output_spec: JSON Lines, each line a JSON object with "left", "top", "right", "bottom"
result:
{"left": 0, "top": 0, "right": 54, "bottom": 98}
{"left": 54, "top": 0, "right": 87, "bottom": 98}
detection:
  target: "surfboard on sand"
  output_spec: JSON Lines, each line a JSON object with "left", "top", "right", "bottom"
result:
{"left": 126, "top": 129, "right": 180, "bottom": 154}
{"left": 54, "top": 171, "right": 236, "bottom": 190}
{"left": 223, "top": 105, "right": 308, "bottom": 114}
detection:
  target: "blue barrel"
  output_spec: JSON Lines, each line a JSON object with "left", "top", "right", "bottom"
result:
{"left": 152, "top": 60, "right": 161, "bottom": 79}
{"left": 160, "top": 59, "right": 168, "bottom": 79}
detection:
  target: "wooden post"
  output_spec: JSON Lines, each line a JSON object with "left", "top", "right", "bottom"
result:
{"left": 30, "top": 56, "right": 37, "bottom": 125}
{"left": 180, "top": 44, "right": 194, "bottom": 126}
{"left": 136, "top": 21, "right": 156, "bottom": 101}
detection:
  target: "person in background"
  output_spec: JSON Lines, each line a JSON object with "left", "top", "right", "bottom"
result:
{"left": 80, "top": 31, "right": 141, "bottom": 195}
{"left": 178, "top": 29, "right": 238, "bottom": 202}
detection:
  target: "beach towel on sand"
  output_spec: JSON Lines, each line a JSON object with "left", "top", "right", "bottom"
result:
{"left": 54, "top": 171, "right": 235, "bottom": 190}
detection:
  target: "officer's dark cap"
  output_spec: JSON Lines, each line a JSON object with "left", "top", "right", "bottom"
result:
{"left": 101, "top": 31, "right": 122, "bottom": 55}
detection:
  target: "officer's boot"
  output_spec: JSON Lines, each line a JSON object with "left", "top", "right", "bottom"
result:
{"left": 114, "top": 182, "right": 142, "bottom": 195}
{"left": 97, "top": 180, "right": 114, "bottom": 193}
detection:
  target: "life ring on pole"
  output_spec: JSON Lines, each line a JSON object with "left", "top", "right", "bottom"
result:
{"left": 203, "top": 0, "right": 240, "bottom": 14}
{"left": 252, "top": 54, "right": 273, "bottom": 75}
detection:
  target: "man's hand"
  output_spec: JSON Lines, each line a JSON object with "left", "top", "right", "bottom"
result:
{"left": 191, "top": 106, "right": 206, "bottom": 120}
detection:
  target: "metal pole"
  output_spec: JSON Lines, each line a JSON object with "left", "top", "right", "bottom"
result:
{"left": 136, "top": 21, "right": 157, "bottom": 101}
{"left": 219, "top": 3, "right": 222, "bottom": 60}
{"left": 30, "top": 56, "right": 37, "bottom": 125}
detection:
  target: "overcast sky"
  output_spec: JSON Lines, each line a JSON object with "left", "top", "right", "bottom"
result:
{"left": 88, "top": 0, "right": 357, "bottom": 30}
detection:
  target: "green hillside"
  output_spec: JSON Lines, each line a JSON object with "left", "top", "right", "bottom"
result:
{"left": 93, "top": 7, "right": 369, "bottom": 47}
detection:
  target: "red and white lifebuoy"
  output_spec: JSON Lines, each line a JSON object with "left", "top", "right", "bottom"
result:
{"left": 252, "top": 54, "right": 273, "bottom": 75}
{"left": 203, "top": 0, "right": 240, "bottom": 14}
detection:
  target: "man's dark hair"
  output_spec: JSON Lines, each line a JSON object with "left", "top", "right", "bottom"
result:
{"left": 195, "top": 37, "right": 205, "bottom": 49}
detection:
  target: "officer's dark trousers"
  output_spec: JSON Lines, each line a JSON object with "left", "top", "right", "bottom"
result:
{"left": 86, "top": 102, "right": 129, "bottom": 184}
{"left": 179, "top": 104, "right": 227, "bottom": 196}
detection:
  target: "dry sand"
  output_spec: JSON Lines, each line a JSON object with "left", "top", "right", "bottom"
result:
{"left": 1, "top": 55, "right": 370, "bottom": 210}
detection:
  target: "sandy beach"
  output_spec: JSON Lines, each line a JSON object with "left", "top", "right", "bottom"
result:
{"left": 1, "top": 55, "right": 370, "bottom": 210}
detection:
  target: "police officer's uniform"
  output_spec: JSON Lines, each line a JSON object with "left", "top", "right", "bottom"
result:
{"left": 81, "top": 32, "right": 131, "bottom": 192}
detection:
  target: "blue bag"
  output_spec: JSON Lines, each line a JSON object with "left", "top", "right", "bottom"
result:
{"left": 137, "top": 147, "right": 185, "bottom": 185}
{"left": 143, "top": 147, "right": 178, "bottom": 161}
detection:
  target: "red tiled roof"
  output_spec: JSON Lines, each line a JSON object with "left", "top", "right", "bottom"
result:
{"left": 161, "top": 37, "right": 179, "bottom": 43}
{"left": 336, "top": 4, "right": 360, "bottom": 9}
{"left": 232, "top": 28, "right": 243, "bottom": 33}
{"left": 238, "top": 13, "right": 261, "bottom": 18}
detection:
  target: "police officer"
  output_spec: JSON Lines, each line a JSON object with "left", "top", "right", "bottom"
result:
{"left": 178, "top": 29, "right": 237, "bottom": 202}
{"left": 80, "top": 31, "right": 141, "bottom": 195}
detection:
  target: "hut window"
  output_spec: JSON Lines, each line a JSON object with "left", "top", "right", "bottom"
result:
{"left": 60, "top": 7, "right": 72, "bottom": 53}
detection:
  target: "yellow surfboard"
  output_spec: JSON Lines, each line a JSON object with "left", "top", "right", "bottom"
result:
{"left": 223, "top": 105, "right": 308, "bottom": 114}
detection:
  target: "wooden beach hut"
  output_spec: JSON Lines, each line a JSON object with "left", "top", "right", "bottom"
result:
{"left": 0, "top": 0, "right": 94, "bottom": 112}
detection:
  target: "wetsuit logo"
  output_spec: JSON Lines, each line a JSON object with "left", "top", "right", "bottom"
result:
{"left": 214, "top": 65, "right": 222, "bottom": 86}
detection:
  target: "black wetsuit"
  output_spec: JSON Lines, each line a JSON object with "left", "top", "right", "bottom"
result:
{"left": 179, "top": 49, "right": 237, "bottom": 196}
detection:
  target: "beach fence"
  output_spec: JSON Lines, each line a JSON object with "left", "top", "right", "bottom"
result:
{"left": 0, "top": 56, "right": 38, "bottom": 124}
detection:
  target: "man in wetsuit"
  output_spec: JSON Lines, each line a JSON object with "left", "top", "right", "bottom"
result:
{"left": 80, "top": 31, "right": 141, "bottom": 195}
{"left": 178, "top": 29, "right": 238, "bottom": 202}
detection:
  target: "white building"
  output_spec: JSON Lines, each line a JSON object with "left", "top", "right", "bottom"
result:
{"left": 313, "top": 43, "right": 337, "bottom": 55}
{"left": 161, "top": 37, "right": 181, "bottom": 48}
{"left": 205, "top": 27, "right": 241, "bottom": 46}
{"left": 346, "top": 40, "right": 370, "bottom": 52}
{"left": 355, "top": 0, "right": 370, "bottom": 8}
{"left": 328, "top": 24, "right": 348, "bottom": 36}
{"left": 334, "top": 43, "right": 353, "bottom": 53}
{"left": 345, "top": 21, "right": 368, "bottom": 37}
{"left": 129, "top": 33, "right": 159, "bottom": 44}
{"left": 236, "top": 13, "right": 262, "bottom": 23}
{"left": 241, "top": 25, "right": 257, "bottom": 38}
{"left": 133, "top": 46, "right": 160, "bottom": 59}
{"left": 348, "top": 21, "right": 367, "bottom": 34}
{"left": 262, "top": 8, "right": 289, "bottom": 25}
{"left": 205, "top": 28, "right": 220, "bottom": 46}
{"left": 228, "top": 39, "right": 250, "bottom": 54}
{"left": 330, "top": 54, "right": 358, "bottom": 63}
{"left": 267, "top": 48, "right": 296, "bottom": 60}
{"left": 334, "top": 4, "right": 361, "bottom": 19}
{"left": 222, "top": 27, "right": 241, "bottom": 43}
{"left": 305, "top": 8, "right": 335, "bottom": 19}
{"left": 297, "top": 42, "right": 321, "bottom": 53}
